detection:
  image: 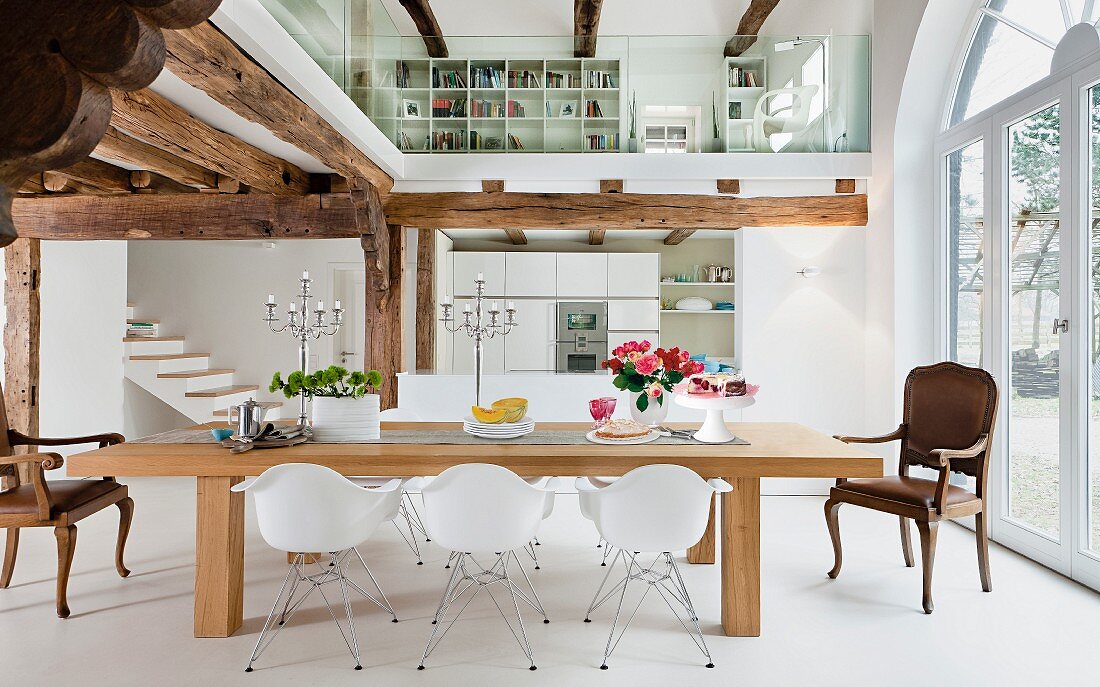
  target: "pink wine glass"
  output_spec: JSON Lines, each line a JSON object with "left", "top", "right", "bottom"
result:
{"left": 600, "top": 396, "right": 617, "bottom": 422}
{"left": 588, "top": 398, "right": 608, "bottom": 429}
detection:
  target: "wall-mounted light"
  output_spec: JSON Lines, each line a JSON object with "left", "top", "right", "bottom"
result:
{"left": 797, "top": 266, "right": 822, "bottom": 278}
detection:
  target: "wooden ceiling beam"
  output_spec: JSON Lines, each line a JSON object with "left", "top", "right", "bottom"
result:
{"left": 574, "top": 0, "right": 605, "bottom": 58}
{"left": 589, "top": 178, "right": 622, "bottom": 244}
{"left": 481, "top": 180, "right": 526, "bottom": 244}
{"left": 95, "top": 125, "right": 219, "bottom": 189}
{"left": 664, "top": 229, "right": 696, "bottom": 245}
{"left": 164, "top": 22, "right": 393, "bottom": 193}
{"left": 717, "top": 179, "right": 741, "bottom": 194}
{"left": 384, "top": 192, "right": 868, "bottom": 230}
{"left": 725, "top": 0, "right": 781, "bottom": 57}
{"left": 12, "top": 193, "right": 358, "bottom": 240}
{"left": 111, "top": 88, "right": 311, "bottom": 195}
{"left": 47, "top": 158, "right": 135, "bottom": 195}
{"left": 397, "top": 0, "right": 449, "bottom": 58}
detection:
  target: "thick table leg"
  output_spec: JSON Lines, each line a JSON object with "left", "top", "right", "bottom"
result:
{"left": 687, "top": 493, "right": 716, "bottom": 564}
{"left": 721, "top": 477, "right": 760, "bottom": 637}
{"left": 195, "top": 476, "right": 244, "bottom": 638}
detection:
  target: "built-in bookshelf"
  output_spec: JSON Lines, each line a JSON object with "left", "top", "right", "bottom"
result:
{"left": 723, "top": 56, "right": 767, "bottom": 152}
{"left": 366, "top": 57, "right": 622, "bottom": 153}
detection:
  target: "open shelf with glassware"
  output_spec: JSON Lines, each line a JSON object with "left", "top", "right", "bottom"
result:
{"left": 376, "top": 57, "right": 622, "bottom": 153}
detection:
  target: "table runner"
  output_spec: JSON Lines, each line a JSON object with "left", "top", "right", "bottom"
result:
{"left": 133, "top": 428, "right": 750, "bottom": 446}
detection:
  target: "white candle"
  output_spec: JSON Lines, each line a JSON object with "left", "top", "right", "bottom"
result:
{"left": 491, "top": 301, "right": 498, "bottom": 312}
{"left": 506, "top": 301, "right": 515, "bottom": 311}
{"left": 476, "top": 272, "right": 483, "bottom": 282}
{"left": 463, "top": 303, "right": 472, "bottom": 313}
{"left": 316, "top": 301, "right": 324, "bottom": 311}
{"left": 302, "top": 270, "right": 310, "bottom": 280}
{"left": 334, "top": 299, "right": 341, "bottom": 310}
{"left": 266, "top": 294, "right": 275, "bottom": 304}
{"left": 443, "top": 295, "right": 452, "bottom": 305}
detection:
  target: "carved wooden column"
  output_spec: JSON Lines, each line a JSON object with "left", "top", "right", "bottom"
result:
{"left": 3, "top": 239, "right": 41, "bottom": 485}
{"left": 415, "top": 228, "right": 436, "bottom": 372}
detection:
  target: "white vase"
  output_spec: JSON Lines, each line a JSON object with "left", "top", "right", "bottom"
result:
{"left": 311, "top": 395, "right": 380, "bottom": 442}
{"left": 628, "top": 391, "right": 670, "bottom": 427}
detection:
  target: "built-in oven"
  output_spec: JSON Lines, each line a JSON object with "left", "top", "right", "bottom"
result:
{"left": 555, "top": 301, "right": 608, "bottom": 373}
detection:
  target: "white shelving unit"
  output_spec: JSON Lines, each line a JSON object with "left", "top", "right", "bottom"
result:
{"left": 724, "top": 56, "right": 767, "bottom": 153}
{"left": 658, "top": 282, "right": 736, "bottom": 287}
{"left": 370, "top": 57, "right": 623, "bottom": 153}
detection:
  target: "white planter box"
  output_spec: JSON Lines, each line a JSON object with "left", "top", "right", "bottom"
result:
{"left": 311, "top": 395, "right": 380, "bottom": 442}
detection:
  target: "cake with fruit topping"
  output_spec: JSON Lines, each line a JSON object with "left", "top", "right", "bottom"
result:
{"left": 686, "top": 372, "right": 747, "bottom": 397}
{"left": 594, "top": 419, "right": 652, "bottom": 440}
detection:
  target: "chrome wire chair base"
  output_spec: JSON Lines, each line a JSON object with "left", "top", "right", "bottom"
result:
{"left": 245, "top": 549, "right": 397, "bottom": 673}
{"left": 585, "top": 551, "right": 714, "bottom": 670}
{"left": 523, "top": 540, "right": 541, "bottom": 569}
{"left": 393, "top": 497, "right": 426, "bottom": 565}
{"left": 419, "top": 551, "right": 548, "bottom": 671}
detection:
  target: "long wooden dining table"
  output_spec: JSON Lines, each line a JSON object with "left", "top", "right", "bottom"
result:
{"left": 66, "top": 421, "right": 881, "bottom": 639}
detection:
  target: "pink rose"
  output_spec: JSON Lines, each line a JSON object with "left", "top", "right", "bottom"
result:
{"left": 623, "top": 341, "right": 638, "bottom": 353}
{"left": 691, "top": 361, "right": 705, "bottom": 375}
{"left": 634, "top": 353, "right": 659, "bottom": 376}
{"left": 680, "top": 350, "right": 690, "bottom": 362}
{"left": 612, "top": 346, "right": 625, "bottom": 358}
{"left": 639, "top": 340, "right": 652, "bottom": 353}
{"left": 647, "top": 381, "right": 663, "bottom": 398}
{"left": 627, "top": 350, "right": 642, "bottom": 363}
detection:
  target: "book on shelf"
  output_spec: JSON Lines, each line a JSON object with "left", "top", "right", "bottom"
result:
{"left": 586, "top": 133, "right": 619, "bottom": 151}
{"left": 506, "top": 69, "right": 541, "bottom": 88}
{"left": 396, "top": 131, "right": 414, "bottom": 150}
{"left": 396, "top": 60, "right": 411, "bottom": 88}
{"left": 728, "top": 66, "right": 759, "bottom": 88}
{"left": 432, "top": 67, "right": 467, "bottom": 89}
{"left": 545, "top": 71, "right": 579, "bottom": 88}
{"left": 469, "top": 66, "right": 504, "bottom": 88}
{"left": 584, "top": 70, "right": 617, "bottom": 88}
{"left": 126, "top": 323, "right": 159, "bottom": 337}
{"left": 430, "top": 129, "right": 467, "bottom": 151}
{"left": 506, "top": 100, "right": 526, "bottom": 117}
{"left": 432, "top": 98, "right": 466, "bottom": 117}
{"left": 584, "top": 99, "right": 605, "bottom": 118}
{"left": 507, "top": 133, "right": 525, "bottom": 150}
{"left": 470, "top": 100, "right": 505, "bottom": 117}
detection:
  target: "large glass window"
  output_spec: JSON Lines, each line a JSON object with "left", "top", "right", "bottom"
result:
{"left": 1089, "top": 83, "right": 1100, "bottom": 555}
{"left": 946, "top": 140, "right": 985, "bottom": 366}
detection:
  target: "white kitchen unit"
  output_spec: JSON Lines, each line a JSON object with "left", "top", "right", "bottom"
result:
{"left": 608, "top": 330, "right": 660, "bottom": 354}
{"left": 450, "top": 298, "right": 505, "bottom": 374}
{"left": 505, "top": 253, "right": 557, "bottom": 296}
{"left": 556, "top": 253, "right": 608, "bottom": 297}
{"left": 607, "top": 253, "right": 660, "bottom": 297}
{"left": 504, "top": 299, "right": 556, "bottom": 372}
{"left": 453, "top": 252, "right": 506, "bottom": 296}
{"left": 608, "top": 299, "right": 660, "bottom": 330}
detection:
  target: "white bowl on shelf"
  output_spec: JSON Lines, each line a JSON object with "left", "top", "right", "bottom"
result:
{"left": 674, "top": 297, "right": 713, "bottom": 311}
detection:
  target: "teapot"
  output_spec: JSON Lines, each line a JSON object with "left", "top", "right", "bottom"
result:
{"left": 228, "top": 398, "right": 269, "bottom": 439}
{"left": 706, "top": 265, "right": 722, "bottom": 283}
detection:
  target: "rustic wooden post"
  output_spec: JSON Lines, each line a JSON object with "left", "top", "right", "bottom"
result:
{"left": 355, "top": 184, "right": 403, "bottom": 409}
{"left": 415, "top": 228, "right": 436, "bottom": 372}
{"left": 3, "top": 239, "right": 41, "bottom": 485}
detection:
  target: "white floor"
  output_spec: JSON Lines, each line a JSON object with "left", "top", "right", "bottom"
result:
{"left": 2, "top": 478, "right": 1098, "bottom": 686}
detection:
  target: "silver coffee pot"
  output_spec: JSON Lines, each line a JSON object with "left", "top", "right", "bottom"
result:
{"left": 228, "top": 398, "right": 270, "bottom": 438}
{"left": 706, "top": 265, "right": 722, "bottom": 283}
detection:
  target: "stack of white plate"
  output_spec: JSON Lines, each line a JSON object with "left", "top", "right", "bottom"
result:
{"left": 462, "top": 416, "right": 535, "bottom": 439}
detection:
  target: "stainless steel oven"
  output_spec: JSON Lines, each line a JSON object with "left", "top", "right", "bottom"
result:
{"left": 555, "top": 301, "right": 608, "bottom": 373}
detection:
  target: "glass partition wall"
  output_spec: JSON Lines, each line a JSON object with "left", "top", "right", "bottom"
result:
{"left": 258, "top": 0, "right": 869, "bottom": 154}
{"left": 937, "top": 48, "right": 1100, "bottom": 592}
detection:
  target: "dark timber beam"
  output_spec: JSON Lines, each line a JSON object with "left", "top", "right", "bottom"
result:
{"left": 12, "top": 193, "right": 359, "bottom": 239}
{"left": 398, "top": 0, "right": 449, "bottom": 58}
{"left": 574, "top": 0, "right": 604, "bottom": 58}
{"left": 725, "top": 0, "right": 781, "bottom": 57}
{"left": 835, "top": 179, "right": 856, "bottom": 194}
{"left": 95, "top": 125, "right": 220, "bottom": 189}
{"left": 415, "top": 228, "right": 436, "bottom": 372}
{"left": 385, "top": 192, "right": 869, "bottom": 229}
{"left": 589, "top": 179, "right": 622, "bottom": 244}
{"left": 481, "top": 180, "right": 526, "bottom": 244}
{"left": 664, "top": 229, "right": 696, "bottom": 245}
{"left": 111, "top": 88, "right": 311, "bottom": 195}
{"left": 2, "top": 239, "right": 41, "bottom": 486}
{"left": 164, "top": 22, "right": 393, "bottom": 193}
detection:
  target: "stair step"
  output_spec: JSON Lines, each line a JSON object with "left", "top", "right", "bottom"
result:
{"left": 158, "top": 368, "right": 234, "bottom": 379}
{"left": 186, "top": 384, "right": 259, "bottom": 398}
{"left": 213, "top": 401, "right": 283, "bottom": 416}
{"left": 129, "top": 352, "right": 209, "bottom": 361}
{"left": 127, "top": 318, "right": 161, "bottom": 324}
{"left": 123, "top": 335, "right": 184, "bottom": 343}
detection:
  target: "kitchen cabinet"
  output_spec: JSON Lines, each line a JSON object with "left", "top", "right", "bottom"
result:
{"left": 505, "top": 253, "right": 557, "bottom": 296}
{"left": 453, "top": 252, "right": 505, "bottom": 296}
{"left": 608, "top": 299, "right": 660, "bottom": 331}
{"left": 504, "top": 299, "right": 557, "bottom": 372}
{"left": 556, "top": 253, "right": 607, "bottom": 297}
{"left": 450, "top": 299, "right": 505, "bottom": 374}
{"left": 608, "top": 253, "right": 660, "bottom": 297}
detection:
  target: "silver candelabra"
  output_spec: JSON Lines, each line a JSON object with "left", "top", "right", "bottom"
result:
{"left": 440, "top": 273, "right": 517, "bottom": 406}
{"left": 263, "top": 270, "right": 343, "bottom": 428}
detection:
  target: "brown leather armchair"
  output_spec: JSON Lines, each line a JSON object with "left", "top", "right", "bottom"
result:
{"left": 824, "top": 361, "right": 998, "bottom": 614}
{"left": 0, "top": 383, "right": 132, "bottom": 618}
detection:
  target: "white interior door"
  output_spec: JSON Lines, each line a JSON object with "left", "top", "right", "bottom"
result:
{"left": 333, "top": 268, "right": 366, "bottom": 371}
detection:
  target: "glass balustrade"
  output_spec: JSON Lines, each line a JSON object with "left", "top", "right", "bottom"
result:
{"left": 258, "top": 0, "right": 869, "bottom": 154}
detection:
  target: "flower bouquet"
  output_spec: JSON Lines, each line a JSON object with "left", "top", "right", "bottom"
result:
{"left": 601, "top": 341, "right": 705, "bottom": 423}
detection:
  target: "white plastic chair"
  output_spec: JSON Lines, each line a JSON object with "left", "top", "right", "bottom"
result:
{"left": 578, "top": 476, "right": 619, "bottom": 564}
{"left": 232, "top": 464, "right": 404, "bottom": 672}
{"left": 750, "top": 85, "right": 819, "bottom": 152}
{"left": 414, "top": 464, "right": 559, "bottom": 671}
{"left": 576, "top": 465, "right": 733, "bottom": 670}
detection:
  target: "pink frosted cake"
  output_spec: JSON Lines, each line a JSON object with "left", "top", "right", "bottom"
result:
{"left": 686, "top": 372, "right": 747, "bottom": 397}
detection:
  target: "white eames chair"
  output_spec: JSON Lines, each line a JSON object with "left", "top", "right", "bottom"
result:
{"left": 578, "top": 476, "right": 619, "bottom": 564}
{"left": 576, "top": 465, "right": 733, "bottom": 670}
{"left": 750, "top": 84, "right": 820, "bottom": 152}
{"left": 232, "top": 463, "right": 403, "bottom": 672}
{"left": 414, "top": 464, "right": 558, "bottom": 671}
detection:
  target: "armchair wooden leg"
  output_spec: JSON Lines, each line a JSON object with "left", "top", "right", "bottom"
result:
{"left": 824, "top": 499, "right": 843, "bottom": 579}
{"left": 899, "top": 516, "right": 915, "bottom": 567}
{"left": 915, "top": 520, "right": 938, "bottom": 614}
{"left": 975, "top": 511, "right": 992, "bottom": 592}
{"left": 55, "top": 525, "right": 77, "bottom": 618}
{"left": 1, "top": 527, "right": 18, "bottom": 588}
{"left": 115, "top": 497, "right": 134, "bottom": 578}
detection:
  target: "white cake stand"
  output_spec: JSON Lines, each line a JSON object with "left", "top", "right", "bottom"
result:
{"left": 673, "top": 393, "right": 756, "bottom": 443}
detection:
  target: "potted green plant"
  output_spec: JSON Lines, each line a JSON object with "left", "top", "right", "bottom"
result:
{"left": 270, "top": 365, "right": 383, "bottom": 441}
{"left": 628, "top": 91, "right": 639, "bottom": 153}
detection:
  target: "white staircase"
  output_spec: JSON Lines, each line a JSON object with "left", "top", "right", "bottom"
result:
{"left": 124, "top": 304, "right": 282, "bottom": 423}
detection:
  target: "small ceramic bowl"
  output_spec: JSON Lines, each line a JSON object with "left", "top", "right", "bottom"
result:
{"left": 211, "top": 428, "right": 234, "bottom": 441}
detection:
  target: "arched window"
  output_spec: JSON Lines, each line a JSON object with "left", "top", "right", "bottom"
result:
{"left": 948, "top": 0, "right": 1100, "bottom": 127}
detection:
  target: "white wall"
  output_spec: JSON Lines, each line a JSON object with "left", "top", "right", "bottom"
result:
{"left": 39, "top": 242, "right": 128, "bottom": 474}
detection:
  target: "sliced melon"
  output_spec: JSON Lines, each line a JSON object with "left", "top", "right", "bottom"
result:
{"left": 471, "top": 405, "right": 508, "bottom": 423}
{"left": 491, "top": 397, "right": 528, "bottom": 422}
